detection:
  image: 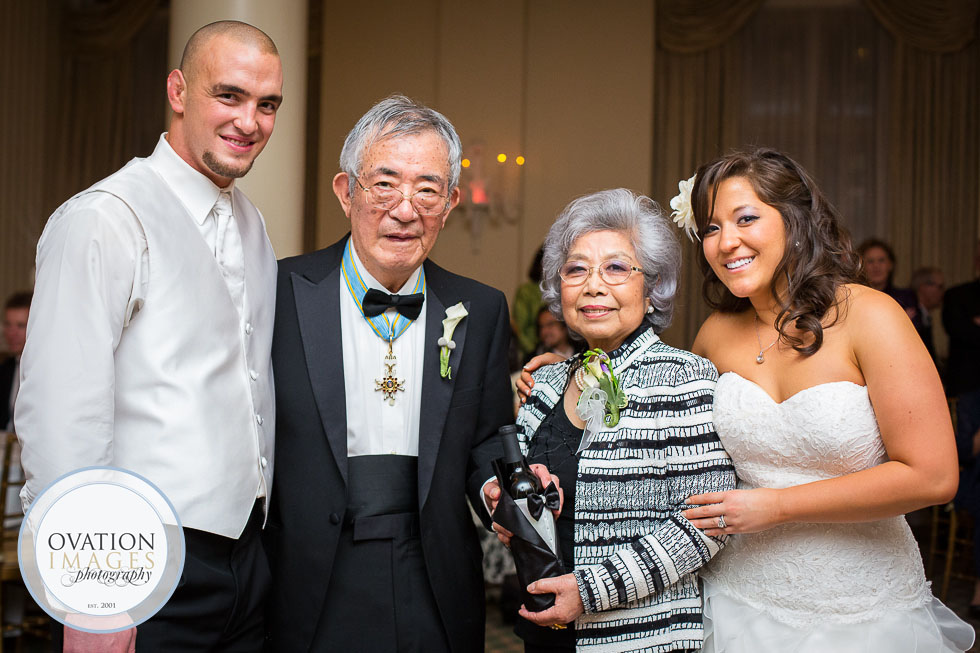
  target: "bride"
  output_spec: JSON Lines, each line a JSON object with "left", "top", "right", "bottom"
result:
{"left": 674, "top": 148, "right": 975, "bottom": 651}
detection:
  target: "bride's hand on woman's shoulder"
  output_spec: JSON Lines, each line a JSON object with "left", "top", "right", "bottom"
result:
{"left": 682, "top": 488, "right": 785, "bottom": 536}
{"left": 516, "top": 352, "right": 566, "bottom": 403}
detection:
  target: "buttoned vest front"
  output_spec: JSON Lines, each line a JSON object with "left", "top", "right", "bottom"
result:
{"left": 86, "top": 158, "right": 276, "bottom": 538}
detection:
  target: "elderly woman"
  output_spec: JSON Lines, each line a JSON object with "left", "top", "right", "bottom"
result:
{"left": 501, "top": 188, "right": 735, "bottom": 652}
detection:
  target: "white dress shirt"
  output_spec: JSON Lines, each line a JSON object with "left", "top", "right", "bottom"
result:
{"left": 340, "top": 241, "right": 425, "bottom": 457}
{"left": 16, "top": 134, "right": 274, "bottom": 537}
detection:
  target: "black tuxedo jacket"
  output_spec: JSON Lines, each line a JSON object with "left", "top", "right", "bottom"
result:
{"left": 943, "top": 279, "right": 980, "bottom": 397}
{"left": 0, "top": 356, "right": 15, "bottom": 429}
{"left": 265, "top": 236, "right": 512, "bottom": 652}
{"left": 909, "top": 303, "right": 937, "bottom": 362}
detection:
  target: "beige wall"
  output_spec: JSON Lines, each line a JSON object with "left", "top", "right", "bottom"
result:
{"left": 318, "top": 0, "right": 654, "bottom": 307}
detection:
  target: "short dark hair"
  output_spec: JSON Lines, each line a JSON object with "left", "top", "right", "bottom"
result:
{"left": 179, "top": 21, "right": 278, "bottom": 75}
{"left": 856, "top": 238, "right": 897, "bottom": 286}
{"left": 4, "top": 291, "right": 32, "bottom": 312}
{"left": 856, "top": 238, "right": 896, "bottom": 263}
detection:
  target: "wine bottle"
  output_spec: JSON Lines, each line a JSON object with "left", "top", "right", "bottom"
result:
{"left": 498, "top": 425, "right": 558, "bottom": 556}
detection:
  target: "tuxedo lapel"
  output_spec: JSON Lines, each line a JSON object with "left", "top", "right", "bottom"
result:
{"left": 292, "top": 267, "right": 348, "bottom": 487}
{"left": 418, "top": 280, "right": 470, "bottom": 508}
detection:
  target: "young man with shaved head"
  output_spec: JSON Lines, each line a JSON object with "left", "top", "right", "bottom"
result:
{"left": 16, "top": 20, "right": 282, "bottom": 651}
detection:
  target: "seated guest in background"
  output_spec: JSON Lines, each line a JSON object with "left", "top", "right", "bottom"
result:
{"left": 909, "top": 266, "right": 945, "bottom": 363}
{"left": 533, "top": 305, "right": 575, "bottom": 359}
{"left": 514, "top": 246, "right": 546, "bottom": 360}
{"left": 490, "top": 188, "right": 735, "bottom": 651}
{"left": 857, "top": 237, "right": 917, "bottom": 315}
{"left": 1, "top": 291, "right": 30, "bottom": 431}
{"left": 266, "top": 95, "right": 514, "bottom": 652}
{"left": 1, "top": 291, "right": 30, "bottom": 527}
{"left": 945, "top": 240, "right": 980, "bottom": 615}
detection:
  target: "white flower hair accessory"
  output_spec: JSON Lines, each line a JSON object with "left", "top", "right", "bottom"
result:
{"left": 670, "top": 174, "right": 699, "bottom": 242}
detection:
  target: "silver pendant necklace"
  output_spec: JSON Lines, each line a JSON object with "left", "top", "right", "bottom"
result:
{"left": 754, "top": 315, "right": 779, "bottom": 364}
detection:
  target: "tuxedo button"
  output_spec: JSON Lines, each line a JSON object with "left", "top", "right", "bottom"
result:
{"left": 245, "top": 323, "right": 254, "bottom": 335}
{"left": 260, "top": 456, "right": 268, "bottom": 469}
{"left": 329, "top": 513, "right": 341, "bottom": 525}
{"left": 255, "top": 414, "right": 264, "bottom": 425}
{"left": 249, "top": 369, "right": 259, "bottom": 380}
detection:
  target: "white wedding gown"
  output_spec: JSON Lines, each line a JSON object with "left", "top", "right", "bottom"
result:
{"left": 700, "top": 372, "right": 975, "bottom": 652}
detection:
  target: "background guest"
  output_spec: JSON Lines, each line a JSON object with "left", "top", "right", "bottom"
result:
{"left": 532, "top": 305, "right": 575, "bottom": 359}
{"left": 857, "top": 237, "right": 917, "bottom": 315}
{"left": 513, "top": 246, "right": 546, "bottom": 361}
{"left": 945, "top": 240, "right": 980, "bottom": 614}
{"left": 493, "top": 188, "right": 735, "bottom": 651}
{"left": 909, "top": 266, "right": 945, "bottom": 364}
{"left": 1, "top": 291, "right": 30, "bottom": 529}
{"left": 1, "top": 291, "right": 30, "bottom": 432}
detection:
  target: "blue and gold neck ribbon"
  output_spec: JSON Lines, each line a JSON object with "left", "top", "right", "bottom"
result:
{"left": 341, "top": 239, "right": 425, "bottom": 341}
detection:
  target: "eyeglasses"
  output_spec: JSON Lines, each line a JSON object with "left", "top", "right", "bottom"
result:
{"left": 559, "top": 259, "right": 643, "bottom": 286}
{"left": 356, "top": 178, "right": 449, "bottom": 217}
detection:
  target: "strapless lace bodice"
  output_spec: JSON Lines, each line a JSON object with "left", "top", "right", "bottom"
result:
{"left": 700, "top": 372, "right": 931, "bottom": 628}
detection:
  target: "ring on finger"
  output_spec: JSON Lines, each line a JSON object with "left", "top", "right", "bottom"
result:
{"left": 549, "top": 623, "right": 567, "bottom": 630}
{"left": 717, "top": 514, "right": 727, "bottom": 529}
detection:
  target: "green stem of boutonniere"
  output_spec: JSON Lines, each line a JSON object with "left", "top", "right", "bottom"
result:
{"left": 576, "top": 349, "right": 628, "bottom": 427}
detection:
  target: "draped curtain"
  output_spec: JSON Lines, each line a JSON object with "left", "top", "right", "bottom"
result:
{"left": 654, "top": 0, "right": 980, "bottom": 351}
{"left": 51, "top": 0, "right": 169, "bottom": 212}
{"left": 0, "top": 0, "right": 167, "bottom": 315}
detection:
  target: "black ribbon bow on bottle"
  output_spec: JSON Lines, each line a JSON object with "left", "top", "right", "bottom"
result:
{"left": 527, "top": 482, "right": 562, "bottom": 520}
{"left": 362, "top": 288, "right": 424, "bottom": 319}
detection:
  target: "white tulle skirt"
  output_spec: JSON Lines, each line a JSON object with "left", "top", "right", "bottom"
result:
{"left": 701, "top": 578, "right": 976, "bottom": 652}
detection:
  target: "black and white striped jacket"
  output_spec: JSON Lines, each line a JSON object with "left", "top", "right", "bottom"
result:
{"left": 518, "top": 327, "right": 736, "bottom": 652}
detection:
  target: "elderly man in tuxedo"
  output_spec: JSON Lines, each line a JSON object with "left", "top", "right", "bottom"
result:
{"left": 266, "top": 96, "right": 513, "bottom": 652}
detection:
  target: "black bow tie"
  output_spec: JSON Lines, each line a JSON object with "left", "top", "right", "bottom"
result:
{"left": 527, "top": 482, "right": 562, "bottom": 520}
{"left": 362, "top": 288, "right": 424, "bottom": 320}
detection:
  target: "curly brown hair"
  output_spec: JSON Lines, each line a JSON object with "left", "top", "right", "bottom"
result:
{"left": 690, "top": 148, "right": 861, "bottom": 355}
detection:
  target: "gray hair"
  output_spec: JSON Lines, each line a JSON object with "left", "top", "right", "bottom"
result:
{"left": 540, "top": 188, "right": 681, "bottom": 335}
{"left": 339, "top": 95, "right": 462, "bottom": 197}
{"left": 910, "top": 266, "right": 942, "bottom": 291}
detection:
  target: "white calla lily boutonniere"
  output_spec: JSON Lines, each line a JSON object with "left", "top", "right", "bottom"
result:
{"left": 438, "top": 302, "right": 468, "bottom": 379}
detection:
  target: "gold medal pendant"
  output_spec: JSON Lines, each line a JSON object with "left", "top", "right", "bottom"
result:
{"left": 375, "top": 338, "right": 405, "bottom": 406}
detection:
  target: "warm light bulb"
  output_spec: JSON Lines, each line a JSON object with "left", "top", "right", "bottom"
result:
{"left": 515, "top": 156, "right": 525, "bottom": 166}
{"left": 497, "top": 153, "right": 507, "bottom": 163}
{"left": 461, "top": 158, "right": 471, "bottom": 168}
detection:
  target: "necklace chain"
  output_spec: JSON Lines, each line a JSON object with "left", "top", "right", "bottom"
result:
{"left": 754, "top": 315, "right": 779, "bottom": 364}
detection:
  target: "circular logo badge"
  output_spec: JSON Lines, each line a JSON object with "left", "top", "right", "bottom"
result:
{"left": 19, "top": 467, "right": 184, "bottom": 633}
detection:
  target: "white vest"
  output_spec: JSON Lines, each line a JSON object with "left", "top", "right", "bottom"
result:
{"left": 87, "top": 159, "right": 276, "bottom": 539}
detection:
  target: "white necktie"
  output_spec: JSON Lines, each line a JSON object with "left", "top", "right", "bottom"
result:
{"left": 212, "top": 191, "right": 246, "bottom": 320}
